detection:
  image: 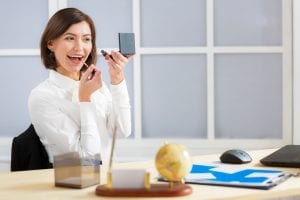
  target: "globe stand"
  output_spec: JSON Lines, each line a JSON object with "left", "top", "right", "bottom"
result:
{"left": 95, "top": 129, "right": 192, "bottom": 197}
{"left": 95, "top": 171, "right": 192, "bottom": 197}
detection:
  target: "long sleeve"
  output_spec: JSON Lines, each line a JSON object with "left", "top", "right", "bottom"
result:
{"left": 108, "top": 80, "right": 131, "bottom": 138}
{"left": 79, "top": 102, "right": 102, "bottom": 155}
{"left": 28, "top": 90, "right": 101, "bottom": 163}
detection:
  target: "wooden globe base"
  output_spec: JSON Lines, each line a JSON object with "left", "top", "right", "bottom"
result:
{"left": 95, "top": 183, "right": 192, "bottom": 197}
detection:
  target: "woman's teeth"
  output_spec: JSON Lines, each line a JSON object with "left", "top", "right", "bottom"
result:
{"left": 68, "top": 56, "right": 83, "bottom": 61}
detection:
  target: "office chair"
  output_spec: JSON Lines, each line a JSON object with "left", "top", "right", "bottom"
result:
{"left": 11, "top": 124, "right": 52, "bottom": 171}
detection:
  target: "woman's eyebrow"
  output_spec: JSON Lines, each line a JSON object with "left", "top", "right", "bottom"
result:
{"left": 83, "top": 34, "right": 92, "bottom": 37}
{"left": 63, "top": 33, "right": 91, "bottom": 37}
{"left": 63, "top": 33, "right": 76, "bottom": 36}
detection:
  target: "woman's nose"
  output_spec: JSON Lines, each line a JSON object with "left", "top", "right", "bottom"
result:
{"left": 73, "top": 40, "right": 83, "bottom": 51}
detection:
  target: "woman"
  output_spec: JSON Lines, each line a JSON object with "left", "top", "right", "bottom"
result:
{"left": 28, "top": 8, "right": 132, "bottom": 164}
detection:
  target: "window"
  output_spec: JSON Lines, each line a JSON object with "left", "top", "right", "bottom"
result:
{"left": 0, "top": 0, "right": 292, "bottom": 160}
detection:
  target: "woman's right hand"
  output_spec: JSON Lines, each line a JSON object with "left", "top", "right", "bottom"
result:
{"left": 79, "top": 64, "right": 102, "bottom": 102}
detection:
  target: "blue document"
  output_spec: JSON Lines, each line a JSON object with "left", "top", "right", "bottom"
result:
{"left": 183, "top": 164, "right": 291, "bottom": 189}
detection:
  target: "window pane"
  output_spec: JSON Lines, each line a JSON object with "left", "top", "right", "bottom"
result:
{"left": 0, "top": 57, "right": 48, "bottom": 136}
{"left": 97, "top": 56, "right": 135, "bottom": 137}
{"left": 215, "top": 54, "right": 282, "bottom": 138}
{"left": 0, "top": 0, "right": 48, "bottom": 48}
{"left": 214, "top": 0, "right": 282, "bottom": 46}
{"left": 141, "top": 0, "right": 206, "bottom": 47}
{"left": 68, "top": 0, "right": 133, "bottom": 48}
{"left": 142, "top": 55, "right": 207, "bottom": 138}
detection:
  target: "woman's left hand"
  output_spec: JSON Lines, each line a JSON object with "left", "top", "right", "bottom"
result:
{"left": 104, "top": 51, "right": 133, "bottom": 85}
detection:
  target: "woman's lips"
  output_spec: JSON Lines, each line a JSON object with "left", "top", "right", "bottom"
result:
{"left": 67, "top": 55, "right": 83, "bottom": 65}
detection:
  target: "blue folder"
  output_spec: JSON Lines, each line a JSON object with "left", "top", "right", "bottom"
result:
{"left": 184, "top": 164, "right": 291, "bottom": 190}
{"left": 158, "top": 164, "right": 291, "bottom": 190}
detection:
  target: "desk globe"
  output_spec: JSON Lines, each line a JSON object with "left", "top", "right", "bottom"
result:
{"left": 155, "top": 143, "right": 192, "bottom": 183}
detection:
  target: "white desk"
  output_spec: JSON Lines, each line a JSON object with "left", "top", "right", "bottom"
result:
{"left": 1, "top": 149, "right": 300, "bottom": 200}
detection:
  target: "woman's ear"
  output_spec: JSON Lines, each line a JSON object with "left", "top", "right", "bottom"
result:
{"left": 47, "top": 40, "right": 54, "bottom": 51}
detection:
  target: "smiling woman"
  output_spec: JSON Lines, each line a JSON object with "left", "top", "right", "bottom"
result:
{"left": 48, "top": 21, "right": 92, "bottom": 80}
{"left": 28, "top": 7, "right": 133, "bottom": 164}
{"left": 47, "top": 21, "right": 93, "bottom": 80}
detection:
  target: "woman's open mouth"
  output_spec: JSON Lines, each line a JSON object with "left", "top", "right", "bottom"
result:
{"left": 67, "top": 55, "right": 84, "bottom": 65}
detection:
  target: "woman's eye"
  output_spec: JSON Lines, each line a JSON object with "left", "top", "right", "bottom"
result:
{"left": 65, "top": 37, "right": 74, "bottom": 41}
{"left": 84, "top": 37, "right": 91, "bottom": 42}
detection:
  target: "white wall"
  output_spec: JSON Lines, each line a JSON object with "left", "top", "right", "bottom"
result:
{"left": 0, "top": 138, "right": 12, "bottom": 172}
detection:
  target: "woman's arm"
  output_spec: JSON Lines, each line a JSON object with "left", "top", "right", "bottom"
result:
{"left": 109, "top": 80, "right": 131, "bottom": 138}
{"left": 28, "top": 91, "right": 101, "bottom": 162}
{"left": 103, "top": 51, "right": 132, "bottom": 138}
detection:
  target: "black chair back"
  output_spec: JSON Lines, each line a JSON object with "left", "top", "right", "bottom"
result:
{"left": 11, "top": 124, "right": 52, "bottom": 171}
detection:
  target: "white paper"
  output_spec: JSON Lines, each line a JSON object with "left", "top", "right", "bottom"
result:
{"left": 246, "top": 172, "right": 282, "bottom": 178}
{"left": 112, "top": 169, "right": 146, "bottom": 189}
{"left": 185, "top": 173, "right": 215, "bottom": 180}
{"left": 209, "top": 166, "right": 244, "bottom": 174}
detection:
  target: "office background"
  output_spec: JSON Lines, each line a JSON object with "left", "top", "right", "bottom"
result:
{"left": 0, "top": 0, "right": 299, "bottom": 172}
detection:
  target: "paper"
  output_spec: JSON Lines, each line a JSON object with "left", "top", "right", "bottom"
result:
{"left": 111, "top": 169, "right": 146, "bottom": 189}
{"left": 185, "top": 173, "right": 215, "bottom": 180}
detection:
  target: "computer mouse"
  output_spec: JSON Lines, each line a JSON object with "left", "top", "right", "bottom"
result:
{"left": 220, "top": 149, "right": 252, "bottom": 164}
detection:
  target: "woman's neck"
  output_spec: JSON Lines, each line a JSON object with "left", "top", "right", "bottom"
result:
{"left": 56, "top": 66, "right": 80, "bottom": 81}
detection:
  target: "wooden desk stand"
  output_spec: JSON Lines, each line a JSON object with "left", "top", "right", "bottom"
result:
{"left": 95, "top": 171, "right": 192, "bottom": 197}
{"left": 95, "top": 183, "right": 192, "bottom": 197}
{"left": 97, "top": 129, "right": 193, "bottom": 197}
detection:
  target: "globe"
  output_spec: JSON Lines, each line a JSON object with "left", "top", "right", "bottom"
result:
{"left": 155, "top": 143, "right": 192, "bottom": 182}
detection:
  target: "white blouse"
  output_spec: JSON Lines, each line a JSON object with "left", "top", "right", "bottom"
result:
{"left": 28, "top": 70, "right": 131, "bottom": 163}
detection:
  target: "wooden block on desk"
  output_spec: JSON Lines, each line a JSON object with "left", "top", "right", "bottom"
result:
{"left": 95, "top": 183, "right": 193, "bottom": 197}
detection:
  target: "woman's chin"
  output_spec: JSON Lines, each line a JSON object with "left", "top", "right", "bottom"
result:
{"left": 68, "top": 65, "right": 83, "bottom": 72}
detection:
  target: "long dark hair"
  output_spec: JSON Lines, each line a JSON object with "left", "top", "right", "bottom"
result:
{"left": 40, "top": 8, "right": 97, "bottom": 70}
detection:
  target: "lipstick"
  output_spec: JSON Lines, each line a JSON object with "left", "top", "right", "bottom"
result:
{"left": 100, "top": 50, "right": 113, "bottom": 60}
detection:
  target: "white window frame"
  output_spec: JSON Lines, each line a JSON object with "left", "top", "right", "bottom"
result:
{"left": 117, "top": 0, "right": 293, "bottom": 160}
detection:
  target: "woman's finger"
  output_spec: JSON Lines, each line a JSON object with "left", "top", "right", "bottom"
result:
{"left": 82, "top": 65, "right": 101, "bottom": 81}
{"left": 90, "top": 70, "right": 101, "bottom": 83}
{"left": 108, "top": 62, "right": 122, "bottom": 72}
{"left": 111, "top": 51, "right": 128, "bottom": 64}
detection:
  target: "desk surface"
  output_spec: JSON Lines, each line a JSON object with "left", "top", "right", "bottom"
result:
{"left": 1, "top": 149, "right": 300, "bottom": 200}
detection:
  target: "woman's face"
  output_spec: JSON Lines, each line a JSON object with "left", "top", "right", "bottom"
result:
{"left": 48, "top": 21, "right": 92, "bottom": 80}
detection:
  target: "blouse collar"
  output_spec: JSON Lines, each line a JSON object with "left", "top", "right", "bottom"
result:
{"left": 49, "top": 70, "right": 79, "bottom": 91}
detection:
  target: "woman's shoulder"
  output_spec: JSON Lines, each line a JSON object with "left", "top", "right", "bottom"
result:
{"left": 29, "top": 79, "right": 58, "bottom": 99}
{"left": 31, "top": 78, "right": 51, "bottom": 92}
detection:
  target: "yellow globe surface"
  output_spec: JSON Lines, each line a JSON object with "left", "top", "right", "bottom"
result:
{"left": 155, "top": 143, "right": 192, "bottom": 181}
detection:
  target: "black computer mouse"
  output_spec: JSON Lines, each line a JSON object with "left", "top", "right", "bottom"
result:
{"left": 220, "top": 149, "right": 252, "bottom": 164}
